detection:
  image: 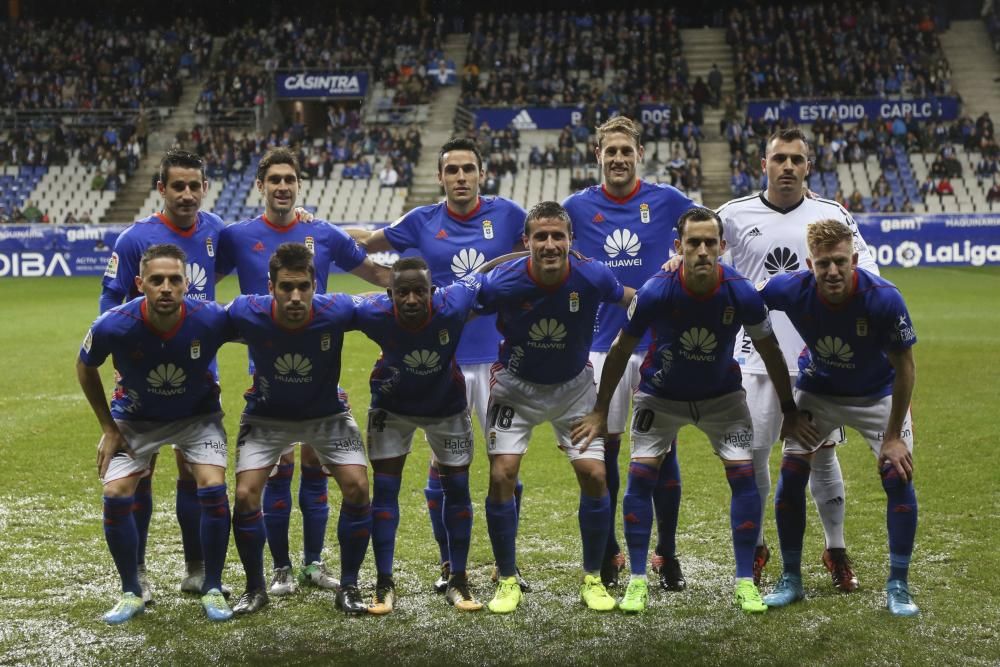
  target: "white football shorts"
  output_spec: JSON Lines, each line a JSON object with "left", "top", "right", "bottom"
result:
{"left": 105, "top": 413, "right": 227, "bottom": 484}
{"left": 589, "top": 349, "right": 643, "bottom": 435}
{"left": 783, "top": 390, "right": 914, "bottom": 457}
{"left": 366, "top": 408, "right": 474, "bottom": 466}
{"left": 743, "top": 372, "right": 846, "bottom": 450}
{"left": 236, "top": 412, "right": 367, "bottom": 474}
{"left": 630, "top": 390, "right": 754, "bottom": 462}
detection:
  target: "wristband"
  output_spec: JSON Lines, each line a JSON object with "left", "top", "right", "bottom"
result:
{"left": 780, "top": 399, "right": 797, "bottom": 414}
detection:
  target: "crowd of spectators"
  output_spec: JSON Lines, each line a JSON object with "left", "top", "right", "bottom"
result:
{"left": 202, "top": 15, "right": 447, "bottom": 113}
{"left": 187, "top": 115, "right": 421, "bottom": 187}
{"left": 1, "top": 17, "right": 209, "bottom": 111}
{"left": 724, "top": 109, "right": 996, "bottom": 211}
{"left": 726, "top": 3, "right": 952, "bottom": 103}
{"left": 460, "top": 10, "right": 693, "bottom": 110}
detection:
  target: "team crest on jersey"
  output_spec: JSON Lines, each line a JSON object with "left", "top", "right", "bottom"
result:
{"left": 723, "top": 306, "right": 735, "bottom": 325}
{"left": 856, "top": 318, "right": 869, "bottom": 337}
{"left": 104, "top": 252, "right": 119, "bottom": 279}
{"left": 439, "top": 329, "right": 450, "bottom": 345}
{"left": 205, "top": 237, "right": 215, "bottom": 257}
{"left": 321, "top": 333, "right": 331, "bottom": 351}
{"left": 304, "top": 236, "right": 315, "bottom": 253}
{"left": 482, "top": 220, "right": 494, "bottom": 239}
{"left": 190, "top": 339, "right": 201, "bottom": 359}
{"left": 639, "top": 203, "right": 650, "bottom": 224}
{"left": 569, "top": 291, "right": 579, "bottom": 313}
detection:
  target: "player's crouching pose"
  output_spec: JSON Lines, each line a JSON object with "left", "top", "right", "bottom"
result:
{"left": 78, "top": 244, "right": 235, "bottom": 624}
{"left": 227, "top": 243, "right": 372, "bottom": 616}
{"left": 573, "top": 208, "right": 818, "bottom": 614}
{"left": 759, "top": 220, "right": 920, "bottom": 617}
{"left": 476, "top": 201, "right": 636, "bottom": 614}
{"left": 355, "top": 258, "right": 491, "bottom": 614}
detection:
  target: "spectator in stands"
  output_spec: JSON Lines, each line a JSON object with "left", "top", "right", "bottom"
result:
{"left": 528, "top": 146, "right": 543, "bottom": 169}
{"left": 79, "top": 211, "right": 93, "bottom": 223}
{"left": 879, "top": 146, "right": 898, "bottom": 172}
{"left": 482, "top": 168, "right": 500, "bottom": 195}
{"left": 378, "top": 160, "right": 399, "bottom": 188}
{"left": 931, "top": 156, "right": 949, "bottom": 179}
{"left": 847, "top": 190, "right": 865, "bottom": 213}
{"left": 936, "top": 177, "right": 955, "bottom": 196}
{"left": 708, "top": 65, "right": 723, "bottom": 108}
{"left": 64, "top": 211, "right": 78, "bottom": 224}
{"left": 976, "top": 155, "right": 998, "bottom": 185}
{"left": 873, "top": 175, "right": 891, "bottom": 198}
{"left": 882, "top": 200, "right": 897, "bottom": 213}
{"left": 919, "top": 175, "right": 937, "bottom": 200}
{"left": 987, "top": 180, "right": 1000, "bottom": 204}
{"left": 730, "top": 166, "right": 752, "bottom": 197}
{"left": 901, "top": 198, "right": 916, "bottom": 212}
{"left": 21, "top": 200, "right": 43, "bottom": 223}
{"left": 941, "top": 144, "right": 963, "bottom": 178}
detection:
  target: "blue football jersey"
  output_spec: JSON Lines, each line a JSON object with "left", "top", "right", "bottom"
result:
{"left": 216, "top": 215, "right": 367, "bottom": 295}
{"left": 227, "top": 293, "right": 357, "bottom": 419}
{"left": 760, "top": 268, "right": 917, "bottom": 398}
{"left": 625, "top": 264, "right": 769, "bottom": 401}
{"left": 383, "top": 196, "right": 526, "bottom": 365}
{"left": 80, "top": 297, "right": 235, "bottom": 421}
{"left": 563, "top": 181, "right": 696, "bottom": 351}
{"left": 101, "top": 212, "right": 225, "bottom": 310}
{"left": 354, "top": 276, "right": 480, "bottom": 418}
{"left": 478, "top": 255, "right": 625, "bottom": 384}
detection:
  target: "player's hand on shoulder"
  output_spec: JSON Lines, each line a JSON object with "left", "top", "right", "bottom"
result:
{"left": 662, "top": 254, "right": 682, "bottom": 272}
{"left": 295, "top": 206, "right": 314, "bottom": 222}
{"left": 878, "top": 436, "right": 913, "bottom": 482}
{"left": 570, "top": 411, "right": 607, "bottom": 452}
{"left": 779, "top": 410, "right": 820, "bottom": 450}
{"left": 97, "top": 429, "right": 134, "bottom": 479}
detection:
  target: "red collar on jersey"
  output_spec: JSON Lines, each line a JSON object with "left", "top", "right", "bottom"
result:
{"left": 392, "top": 301, "right": 435, "bottom": 331}
{"left": 141, "top": 299, "right": 187, "bottom": 340}
{"left": 679, "top": 263, "right": 723, "bottom": 300}
{"left": 270, "top": 298, "right": 315, "bottom": 331}
{"left": 526, "top": 257, "right": 571, "bottom": 292}
{"left": 601, "top": 180, "right": 641, "bottom": 204}
{"left": 446, "top": 197, "right": 483, "bottom": 221}
{"left": 155, "top": 212, "right": 197, "bottom": 237}
{"left": 262, "top": 213, "right": 301, "bottom": 232}
{"left": 816, "top": 270, "right": 859, "bottom": 310}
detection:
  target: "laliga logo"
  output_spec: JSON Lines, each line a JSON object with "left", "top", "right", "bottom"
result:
{"left": 895, "top": 241, "right": 922, "bottom": 268}
{"left": 604, "top": 229, "right": 641, "bottom": 258}
{"left": 451, "top": 248, "right": 486, "bottom": 278}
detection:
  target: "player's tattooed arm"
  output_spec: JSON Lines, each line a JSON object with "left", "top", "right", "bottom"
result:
{"left": 76, "top": 359, "right": 134, "bottom": 478}
{"left": 351, "top": 258, "right": 392, "bottom": 288}
{"left": 616, "top": 286, "right": 637, "bottom": 309}
{"left": 881, "top": 347, "right": 916, "bottom": 482}
{"left": 478, "top": 251, "right": 529, "bottom": 273}
{"left": 752, "top": 332, "right": 820, "bottom": 448}
{"left": 352, "top": 227, "right": 394, "bottom": 253}
{"left": 571, "top": 330, "right": 640, "bottom": 451}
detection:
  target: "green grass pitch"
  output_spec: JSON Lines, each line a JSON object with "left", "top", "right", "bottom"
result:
{"left": 0, "top": 267, "right": 997, "bottom": 666}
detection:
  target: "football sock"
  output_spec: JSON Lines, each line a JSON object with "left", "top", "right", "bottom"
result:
{"left": 176, "top": 479, "right": 202, "bottom": 564}
{"left": 103, "top": 495, "right": 141, "bottom": 596}
{"left": 485, "top": 497, "right": 518, "bottom": 578}
{"left": 726, "top": 462, "right": 761, "bottom": 580}
{"left": 653, "top": 441, "right": 681, "bottom": 557}
{"left": 440, "top": 471, "right": 473, "bottom": 575}
{"left": 881, "top": 463, "right": 918, "bottom": 583}
{"left": 371, "top": 472, "right": 402, "bottom": 577}
{"left": 810, "top": 445, "right": 847, "bottom": 549}
{"left": 579, "top": 492, "right": 611, "bottom": 574}
{"left": 197, "top": 484, "right": 230, "bottom": 593}
{"left": 514, "top": 479, "right": 524, "bottom": 527}
{"left": 752, "top": 445, "right": 773, "bottom": 547}
{"left": 299, "top": 465, "right": 330, "bottom": 565}
{"left": 263, "top": 464, "right": 293, "bottom": 569}
{"left": 603, "top": 435, "right": 622, "bottom": 558}
{"left": 133, "top": 476, "right": 152, "bottom": 566}
{"left": 337, "top": 501, "right": 371, "bottom": 587}
{"left": 233, "top": 509, "right": 266, "bottom": 590}
{"left": 623, "top": 462, "right": 658, "bottom": 576}
{"left": 775, "top": 455, "right": 810, "bottom": 576}
{"left": 424, "top": 466, "right": 449, "bottom": 564}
